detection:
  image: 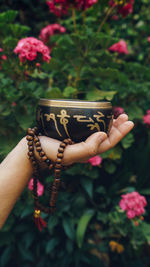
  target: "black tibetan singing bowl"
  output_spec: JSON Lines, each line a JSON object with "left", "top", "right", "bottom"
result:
{"left": 36, "top": 99, "right": 113, "bottom": 143}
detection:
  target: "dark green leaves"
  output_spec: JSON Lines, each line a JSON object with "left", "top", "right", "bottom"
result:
{"left": 76, "top": 210, "right": 95, "bottom": 248}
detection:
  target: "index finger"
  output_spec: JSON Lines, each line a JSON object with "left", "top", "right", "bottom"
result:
{"left": 98, "top": 120, "right": 134, "bottom": 154}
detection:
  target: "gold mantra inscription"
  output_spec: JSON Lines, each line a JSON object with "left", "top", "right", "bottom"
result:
{"left": 37, "top": 108, "right": 49, "bottom": 136}
{"left": 44, "top": 113, "right": 62, "bottom": 137}
{"left": 44, "top": 109, "right": 107, "bottom": 136}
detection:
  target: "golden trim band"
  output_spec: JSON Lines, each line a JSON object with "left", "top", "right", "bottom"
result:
{"left": 38, "top": 99, "right": 112, "bottom": 109}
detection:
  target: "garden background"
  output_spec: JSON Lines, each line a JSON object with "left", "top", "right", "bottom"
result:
{"left": 0, "top": 0, "right": 150, "bottom": 266}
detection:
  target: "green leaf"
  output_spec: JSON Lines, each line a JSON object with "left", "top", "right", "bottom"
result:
{"left": 46, "top": 238, "right": 59, "bottom": 254}
{"left": 45, "top": 87, "right": 63, "bottom": 99}
{"left": 76, "top": 209, "right": 95, "bottom": 248}
{"left": 121, "top": 133, "right": 134, "bottom": 149}
{"left": 0, "top": 246, "right": 13, "bottom": 267}
{"left": 86, "top": 88, "right": 116, "bottom": 101}
{"left": 80, "top": 177, "right": 93, "bottom": 199}
{"left": 142, "top": 222, "right": 150, "bottom": 244}
{"left": 62, "top": 217, "right": 75, "bottom": 240}
{"left": 9, "top": 24, "right": 30, "bottom": 38}
{"left": 102, "top": 146, "right": 122, "bottom": 160}
{"left": 63, "top": 86, "right": 77, "bottom": 98}
{"left": 0, "top": 10, "right": 18, "bottom": 23}
{"left": 15, "top": 114, "right": 34, "bottom": 130}
{"left": 47, "top": 215, "right": 58, "bottom": 233}
{"left": 127, "top": 104, "right": 144, "bottom": 120}
{"left": 31, "top": 69, "right": 48, "bottom": 79}
{"left": 140, "top": 189, "right": 150, "bottom": 195}
{"left": 103, "top": 161, "right": 116, "bottom": 174}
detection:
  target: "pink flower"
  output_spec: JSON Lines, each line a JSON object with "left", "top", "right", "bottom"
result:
{"left": 47, "top": 0, "right": 97, "bottom": 17}
{"left": 0, "top": 48, "right": 3, "bottom": 52}
{"left": 36, "top": 62, "right": 41, "bottom": 67}
{"left": 143, "top": 110, "right": 150, "bottom": 125}
{"left": 11, "top": 102, "right": 17, "bottom": 107}
{"left": 109, "top": 40, "right": 128, "bottom": 55}
{"left": 1, "top": 55, "right": 7, "bottom": 60}
{"left": 28, "top": 178, "right": 44, "bottom": 196}
{"left": 14, "top": 37, "right": 51, "bottom": 63}
{"left": 88, "top": 155, "right": 102, "bottom": 166}
{"left": 39, "top": 24, "right": 66, "bottom": 43}
{"left": 118, "top": 3, "right": 133, "bottom": 17}
{"left": 109, "top": 0, "right": 134, "bottom": 18}
{"left": 119, "top": 191, "right": 147, "bottom": 219}
{"left": 148, "top": 37, "right": 150, "bottom": 42}
{"left": 113, "top": 106, "right": 125, "bottom": 119}
{"left": 111, "top": 15, "right": 119, "bottom": 20}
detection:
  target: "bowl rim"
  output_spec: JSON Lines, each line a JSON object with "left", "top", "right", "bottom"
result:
{"left": 38, "top": 98, "right": 112, "bottom": 109}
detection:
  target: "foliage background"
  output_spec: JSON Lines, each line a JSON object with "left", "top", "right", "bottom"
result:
{"left": 0, "top": 0, "right": 150, "bottom": 266}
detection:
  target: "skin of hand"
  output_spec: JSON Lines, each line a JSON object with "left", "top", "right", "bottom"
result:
{"left": 0, "top": 113, "right": 134, "bottom": 228}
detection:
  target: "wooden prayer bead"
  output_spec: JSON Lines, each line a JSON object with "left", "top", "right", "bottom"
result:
{"left": 60, "top": 143, "right": 66, "bottom": 148}
{"left": 29, "top": 146, "right": 34, "bottom": 151}
{"left": 35, "top": 141, "right": 40, "bottom": 147}
{"left": 49, "top": 164, "right": 53, "bottom": 170}
{"left": 34, "top": 137, "right": 39, "bottom": 142}
{"left": 55, "top": 169, "right": 61, "bottom": 174}
{"left": 26, "top": 135, "right": 33, "bottom": 141}
{"left": 28, "top": 141, "right": 33, "bottom": 146}
{"left": 55, "top": 163, "right": 61, "bottom": 169}
{"left": 57, "top": 153, "right": 63, "bottom": 158}
{"left": 54, "top": 178, "right": 60, "bottom": 185}
{"left": 56, "top": 158, "right": 62, "bottom": 164}
{"left": 58, "top": 147, "right": 64, "bottom": 153}
{"left": 42, "top": 156, "right": 48, "bottom": 161}
{"left": 40, "top": 151, "right": 45, "bottom": 157}
{"left": 28, "top": 130, "right": 34, "bottom": 136}
{"left": 63, "top": 139, "right": 70, "bottom": 144}
{"left": 36, "top": 147, "right": 42, "bottom": 152}
{"left": 28, "top": 151, "right": 33, "bottom": 157}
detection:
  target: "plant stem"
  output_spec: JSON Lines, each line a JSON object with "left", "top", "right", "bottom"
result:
{"left": 97, "top": 6, "right": 115, "bottom": 33}
{"left": 82, "top": 10, "right": 86, "bottom": 26}
{"left": 72, "top": 7, "right": 77, "bottom": 33}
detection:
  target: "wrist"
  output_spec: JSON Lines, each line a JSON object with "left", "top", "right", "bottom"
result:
{"left": 18, "top": 137, "right": 34, "bottom": 175}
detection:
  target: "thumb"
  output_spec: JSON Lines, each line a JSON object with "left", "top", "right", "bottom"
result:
{"left": 63, "top": 131, "right": 107, "bottom": 164}
{"left": 85, "top": 131, "right": 107, "bottom": 158}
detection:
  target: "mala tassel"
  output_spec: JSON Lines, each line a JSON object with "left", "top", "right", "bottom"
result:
{"left": 34, "top": 209, "right": 47, "bottom": 231}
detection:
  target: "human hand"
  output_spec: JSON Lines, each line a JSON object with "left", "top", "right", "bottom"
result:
{"left": 37, "top": 114, "right": 134, "bottom": 166}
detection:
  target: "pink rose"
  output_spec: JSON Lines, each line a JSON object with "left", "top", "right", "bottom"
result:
{"left": 88, "top": 155, "right": 102, "bottom": 166}
{"left": 28, "top": 178, "right": 44, "bottom": 196}
{"left": 109, "top": 40, "right": 128, "bottom": 55}
{"left": 148, "top": 37, "right": 150, "bottom": 42}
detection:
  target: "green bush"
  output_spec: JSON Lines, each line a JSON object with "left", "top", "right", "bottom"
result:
{"left": 0, "top": 1, "right": 150, "bottom": 266}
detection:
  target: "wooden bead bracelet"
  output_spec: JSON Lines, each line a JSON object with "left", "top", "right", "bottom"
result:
{"left": 26, "top": 127, "right": 74, "bottom": 231}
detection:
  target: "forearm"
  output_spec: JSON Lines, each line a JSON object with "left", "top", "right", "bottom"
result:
{"left": 0, "top": 137, "right": 33, "bottom": 228}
